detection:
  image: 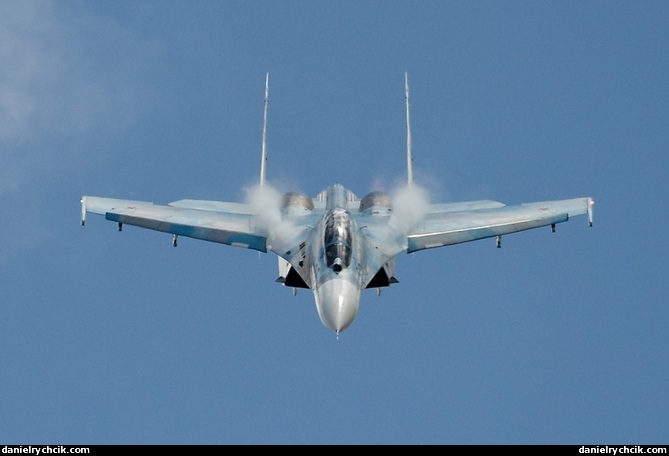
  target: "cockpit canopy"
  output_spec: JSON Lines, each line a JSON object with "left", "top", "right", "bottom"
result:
{"left": 324, "top": 208, "right": 352, "bottom": 272}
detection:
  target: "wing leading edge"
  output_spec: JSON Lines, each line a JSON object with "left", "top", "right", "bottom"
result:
{"left": 407, "top": 197, "right": 594, "bottom": 253}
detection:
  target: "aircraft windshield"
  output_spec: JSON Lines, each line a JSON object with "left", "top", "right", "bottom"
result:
{"left": 324, "top": 209, "right": 352, "bottom": 271}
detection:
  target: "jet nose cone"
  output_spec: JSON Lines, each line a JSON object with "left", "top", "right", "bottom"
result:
{"left": 314, "top": 279, "right": 360, "bottom": 334}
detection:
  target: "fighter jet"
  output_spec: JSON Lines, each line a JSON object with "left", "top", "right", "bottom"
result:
{"left": 81, "top": 74, "right": 594, "bottom": 335}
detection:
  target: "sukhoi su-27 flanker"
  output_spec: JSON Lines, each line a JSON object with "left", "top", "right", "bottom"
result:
{"left": 81, "top": 74, "right": 594, "bottom": 336}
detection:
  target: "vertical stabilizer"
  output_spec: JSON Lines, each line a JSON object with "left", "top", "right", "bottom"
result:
{"left": 404, "top": 72, "right": 414, "bottom": 186}
{"left": 259, "top": 73, "right": 269, "bottom": 189}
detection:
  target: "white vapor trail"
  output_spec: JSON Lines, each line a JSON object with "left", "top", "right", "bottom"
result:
{"left": 244, "top": 183, "right": 302, "bottom": 245}
{"left": 389, "top": 183, "right": 430, "bottom": 233}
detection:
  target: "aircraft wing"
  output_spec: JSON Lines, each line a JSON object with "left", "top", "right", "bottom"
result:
{"left": 407, "top": 197, "right": 594, "bottom": 253}
{"left": 81, "top": 196, "right": 267, "bottom": 252}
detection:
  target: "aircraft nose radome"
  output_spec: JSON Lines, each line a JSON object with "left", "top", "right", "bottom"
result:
{"left": 315, "top": 279, "right": 360, "bottom": 334}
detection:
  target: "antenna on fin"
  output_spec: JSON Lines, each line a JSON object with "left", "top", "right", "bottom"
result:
{"left": 404, "top": 72, "right": 414, "bottom": 186}
{"left": 259, "top": 73, "right": 269, "bottom": 189}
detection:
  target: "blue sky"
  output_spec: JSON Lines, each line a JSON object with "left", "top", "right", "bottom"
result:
{"left": 1, "top": 0, "right": 668, "bottom": 444}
